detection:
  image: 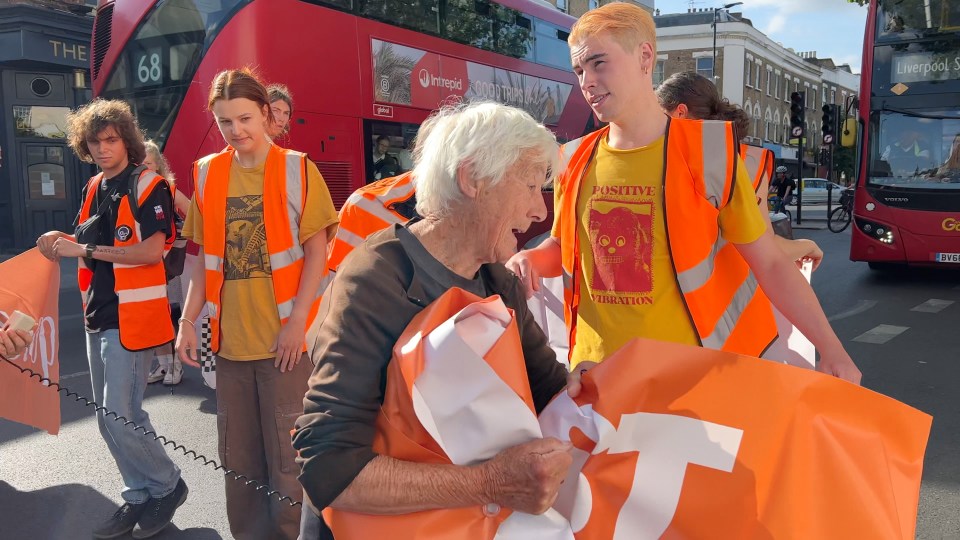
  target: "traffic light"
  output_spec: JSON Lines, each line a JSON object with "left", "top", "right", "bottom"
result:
{"left": 789, "top": 91, "right": 805, "bottom": 139}
{"left": 821, "top": 104, "right": 837, "bottom": 146}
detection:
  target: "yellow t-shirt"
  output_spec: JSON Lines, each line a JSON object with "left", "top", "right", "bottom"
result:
{"left": 183, "top": 158, "right": 339, "bottom": 361}
{"left": 554, "top": 135, "right": 766, "bottom": 369}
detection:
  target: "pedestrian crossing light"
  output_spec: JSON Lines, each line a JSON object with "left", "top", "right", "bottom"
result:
{"left": 790, "top": 91, "right": 805, "bottom": 139}
{"left": 821, "top": 104, "right": 837, "bottom": 146}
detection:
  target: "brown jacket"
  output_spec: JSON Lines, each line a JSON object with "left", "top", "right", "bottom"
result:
{"left": 293, "top": 225, "right": 568, "bottom": 511}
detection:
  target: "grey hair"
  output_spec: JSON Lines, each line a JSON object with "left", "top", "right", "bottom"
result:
{"left": 412, "top": 101, "right": 559, "bottom": 217}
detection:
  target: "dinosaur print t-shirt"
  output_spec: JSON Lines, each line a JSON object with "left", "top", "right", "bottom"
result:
{"left": 183, "top": 159, "right": 338, "bottom": 361}
{"left": 566, "top": 135, "right": 765, "bottom": 368}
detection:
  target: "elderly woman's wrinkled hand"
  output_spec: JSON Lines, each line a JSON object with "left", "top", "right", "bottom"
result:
{"left": 482, "top": 437, "right": 573, "bottom": 515}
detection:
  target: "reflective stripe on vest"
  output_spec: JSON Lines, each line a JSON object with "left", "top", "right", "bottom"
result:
{"left": 193, "top": 145, "right": 317, "bottom": 353}
{"left": 556, "top": 120, "right": 776, "bottom": 359}
{"left": 76, "top": 169, "right": 175, "bottom": 350}
{"left": 327, "top": 173, "right": 416, "bottom": 274}
{"left": 740, "top": 145, "right": 774, "bottom": 194}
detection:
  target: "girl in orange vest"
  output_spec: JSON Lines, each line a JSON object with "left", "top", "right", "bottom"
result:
{"left": 176, "top": 68, "right": 338, "bottom": 540}
{"left": 656, "top": 71, "right": 825, "bottom": 269}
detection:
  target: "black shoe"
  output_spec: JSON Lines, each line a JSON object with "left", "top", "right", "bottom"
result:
{"left": 131, "top": 478, "right": 188, "bottom": 539}
{"left": 92, "top": 502, "right": 148, "bottom": 539}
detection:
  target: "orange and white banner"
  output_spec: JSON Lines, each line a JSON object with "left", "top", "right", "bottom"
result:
{"left": 0, "top": 248, "right": 61, "bottom": 434}
{"left": 328, "top": 288, "right": 931, "bottom": 540}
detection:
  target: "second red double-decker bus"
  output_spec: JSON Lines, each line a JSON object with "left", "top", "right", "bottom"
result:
{"left": 90, "top": 0, "right": 593, "bottom": 211}
{"left": 851, "top": 0, "right": 960, "bottom": 268}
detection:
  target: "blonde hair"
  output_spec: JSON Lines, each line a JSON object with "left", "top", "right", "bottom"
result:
{"left": 413, "top": 102, "right": 558, "bottom": 217}
{"left": 569, "top": 2, "right": 657, "bottom": 56}
{"left": 144, "top": 139, "right": 175, "bottom": 185}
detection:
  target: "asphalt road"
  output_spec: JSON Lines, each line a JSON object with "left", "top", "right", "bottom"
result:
{"left": 1, "top": 216, "right": 957, "bottom": 539}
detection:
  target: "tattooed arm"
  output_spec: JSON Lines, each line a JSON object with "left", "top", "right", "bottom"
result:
{"left": 52, "top": 232, "right": 167, "bottom": 265}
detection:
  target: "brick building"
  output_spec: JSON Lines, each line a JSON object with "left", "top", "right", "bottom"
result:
{"left": 654, "top": 8, "right": 859, "bottom": 172}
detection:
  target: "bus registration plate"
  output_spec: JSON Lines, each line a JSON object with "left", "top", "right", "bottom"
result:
{"left": 935, "top": 253, "right": 960, "bottom": 263}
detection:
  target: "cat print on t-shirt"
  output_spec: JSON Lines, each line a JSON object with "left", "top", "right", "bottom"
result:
{"left": 586, "top": 188, "right": 655, "bottom": 305}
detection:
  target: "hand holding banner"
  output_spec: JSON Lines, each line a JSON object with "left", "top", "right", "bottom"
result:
{"left": 0, "top": 248, "right": 61, "bottom": 434}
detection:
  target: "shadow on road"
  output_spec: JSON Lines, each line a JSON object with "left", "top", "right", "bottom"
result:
{"left": 0, "top": 481, "right": 222, "bottom": 539}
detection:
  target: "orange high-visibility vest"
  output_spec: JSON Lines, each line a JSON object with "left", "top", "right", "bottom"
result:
{"left": 193, "top": 145, "right": 319, "bottom": 353}
{"left": 555, "top": 119, "right": 776, "bottom": 359}
{"left": 77, "top": 169, "right": 175, "bottom": 351}
{"left": 327, "top": 172, "right": 415, "bottom": 274}
{"left": 740, "top": 144, "right": 774, "bottom": 195}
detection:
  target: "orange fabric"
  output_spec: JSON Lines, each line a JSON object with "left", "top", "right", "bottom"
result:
{"left": 0, "top": 248, "right": 61, "bottom": 434}
{"left": 327, "top": 172, "right": 415, "bottom": 273}
{"left": 77, "top": 171, "right": 174, "bottom": 351}
{"left": 558, "top": 338, "right": 930, "bottom": 540}
{"left": 323, "top": 288, "right": 522, "bottom": 539}
{"left": 556, "top": 119, "right": 776, "bottom": 358}
{"left": 740, "top": 144, "right": 775, "bottom": 194}
{"left": 194, "top": 145, "right": 315, "bottom": 353}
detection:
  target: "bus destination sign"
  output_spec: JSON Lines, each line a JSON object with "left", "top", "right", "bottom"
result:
{"left": 891, "top": 51, "right": 960, "bottom": 83}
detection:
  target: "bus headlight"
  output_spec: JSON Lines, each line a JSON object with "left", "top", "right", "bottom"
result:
{"left": 856, "top": 218, "right": 895, "bottom": 244}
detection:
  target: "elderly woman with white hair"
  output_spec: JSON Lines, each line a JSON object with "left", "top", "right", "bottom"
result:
{"left": 293, "top": 102, "right": 578, "bottom": 527}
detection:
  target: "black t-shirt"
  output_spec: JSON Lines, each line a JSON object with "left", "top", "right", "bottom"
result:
{"left": 395, "top": 221, "right": 490, "bottom": 300}
{"left": 773, "top": 176, "right": 796, "bottom": 199}
{"left": 74, "top": 164, "right": 173, "bottom": 333}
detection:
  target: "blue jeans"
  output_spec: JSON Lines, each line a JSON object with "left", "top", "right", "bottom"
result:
{"left": 86, "top": 330, "right": 181, "bottom": 504}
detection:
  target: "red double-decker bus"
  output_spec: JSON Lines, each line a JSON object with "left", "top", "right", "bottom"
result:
{"left": 90, "top": 0, "right": 593, "bottom": 212}
{"left": 851, "top": 0, "right": 960, "bottom": 268}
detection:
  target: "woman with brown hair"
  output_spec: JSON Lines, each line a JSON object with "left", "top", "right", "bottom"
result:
{"left": 176, "top": 68, "right": 338, "bottom": 539}
{"left": 657, "top": 71, "right": 824, "bottom": 268}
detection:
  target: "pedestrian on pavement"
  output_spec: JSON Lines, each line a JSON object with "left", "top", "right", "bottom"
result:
{"left": 143, "top": 140, "right": 188, "bottom": 386}
{"left": 294, "top": 101, "right": 581, "bottom": 530}
{"left": 506, "top": 3, "right": 860, "bottom": 384}
{"left": 175, "top": 68, "right": 338, "bottom": 540}
{"left": 656, "top": 70, "right": 824, "bottom": 270}
{"left": 36, "top": 98, "right": 188, "bottom": 539}
{"left": 267, "top": 83, "right": 294, "bottom": 140}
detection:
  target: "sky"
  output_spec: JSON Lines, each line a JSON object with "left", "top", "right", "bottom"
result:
{"left": 655, "top": 0, "right": 870, "bottom": 73}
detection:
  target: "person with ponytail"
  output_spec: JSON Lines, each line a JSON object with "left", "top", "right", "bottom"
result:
{"left": 176, "top": 68, "right": 338, "bottom": 539}
{"left": 656, "top": 71, "right": 824, "bottom": 268}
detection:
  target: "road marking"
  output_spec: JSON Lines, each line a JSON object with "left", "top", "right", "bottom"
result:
{"left": 827, "top": 300, "right": 879, "bottom": 322}
{"left": 910, "top": 299, "right": 955, "bottom": 313}
{"left": 852, "top": 324, "right": 909, "bottom": 345}
{"left": 61, "top": 371, "right": 89, "bottom": 381}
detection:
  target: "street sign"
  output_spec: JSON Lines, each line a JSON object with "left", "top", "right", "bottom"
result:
{"left": 823, "top": 134, "right": 834, "bottom": 144}
{"left": 792, "top": 126, "right": 804, "bottom": 137}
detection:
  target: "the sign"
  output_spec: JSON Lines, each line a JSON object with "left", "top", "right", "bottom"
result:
{"left": 371, "top": 39, "right": 573, "bottom": 125}
{"left": 0, "top": 248, "right": 61, "bottom": 434}
{"left": 891, "top": 51, "right": 960, "bottom": 83}
{"left": 823, "top": 134, "right": 834, "bottom": 144}
{"left": 133, "top": 47, "right": 163, "bottom": 88}
{"left": 791, "top": 125, "right": 804, "bottom": 137}
{"left": 0, "top": 30, "right": 90, "bottom": 69}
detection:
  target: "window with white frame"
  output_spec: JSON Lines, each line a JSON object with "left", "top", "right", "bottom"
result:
{"left": 754, "top": 104, "right": 761, "bottom": 138}
{"left": 745, "top": 61, "right": 752, "bottom": 87}
{"left": 744, "top": 100, "right": 753, "bottom": 137}
{"left": 755, "top": 64, "right": 762, "bottom": 88}
{"left": 766, "top": 70, "right": 772, "bottom": 96}
{"left": 653, "top": 60, "right": 665, "bottom": 87}
{"left": 822, "top": 86, "right": 827, "bottom": 105}
{"left": 696, "top": 57, "right": 714, "bottom": 79}
{"left": 775, "top": 75, "right": 780, "bottom": 98}
{"left": 764, "top": 108, "right": 772, "bottom": 140}
{"left": 831, "top": 88, "right": 836, "bottom": 104}
{"left": 784, "top": 75, "right": 790, "bottom": 101}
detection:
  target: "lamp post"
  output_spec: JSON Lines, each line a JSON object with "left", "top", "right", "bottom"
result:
{"left": 712, "top": 2, "right": 743, "bottom": 81}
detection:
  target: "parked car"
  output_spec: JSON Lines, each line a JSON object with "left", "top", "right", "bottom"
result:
{"left": 796, "top": 178, "right": 846, "bottom": 205}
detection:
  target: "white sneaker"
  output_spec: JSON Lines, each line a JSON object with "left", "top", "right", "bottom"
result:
{"left": 163, "top": 360, "right": 183, "bottom": 386}
{"left": 147, "top": 364, "right": 167, "bottom": 384}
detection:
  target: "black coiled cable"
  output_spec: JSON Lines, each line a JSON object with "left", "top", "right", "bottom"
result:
{"left": 1, "top": 356, "right": 302, "bottom": 507}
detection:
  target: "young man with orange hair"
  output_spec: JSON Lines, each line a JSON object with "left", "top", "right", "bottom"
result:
{"left": 507, "top": 2, "right": 861, "bottom": 384}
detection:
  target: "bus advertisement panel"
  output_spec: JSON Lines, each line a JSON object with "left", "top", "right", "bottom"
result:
{"left": 91, "top": 0, "right": 592, "bottom": 209}
{"left": 852, "top": 0, "right": 960, "bottom": 268}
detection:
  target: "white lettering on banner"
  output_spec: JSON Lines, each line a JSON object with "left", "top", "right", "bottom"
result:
{"left": 0, "top": 311, "right": 57, "bottom": 383}
{"left": 540, "top": 395, "right": 744, "bottom": 539}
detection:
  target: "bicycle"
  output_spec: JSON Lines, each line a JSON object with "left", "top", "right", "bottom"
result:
{"left": 767, "top": 195, "right": 792, "bottom": 223}
{"left": 828, "top": 188, "right": 854, "bottom": 233}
